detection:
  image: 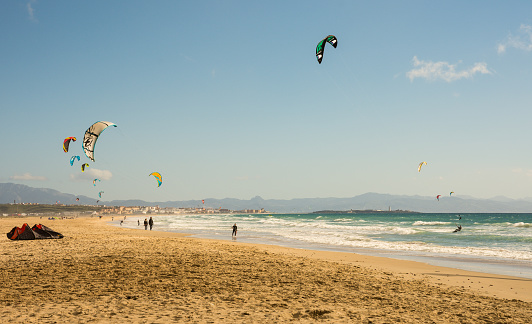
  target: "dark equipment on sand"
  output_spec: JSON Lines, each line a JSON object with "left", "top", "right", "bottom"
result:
{"left": 6, "top": 224, "right": 64, "bottom": 240}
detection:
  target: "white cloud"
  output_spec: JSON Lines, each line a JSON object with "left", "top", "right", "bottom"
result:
{"left": 26, "top": 0, "right": 37, "bottom": 22}
{"left": 406, "top": 56, "right": 491, "bottom": 82}
{"left": 10, "top": 173, "right": 47, "bottom": 181}
{"left": 512, "top": 168, "right": 532, "bottom": 177}
{"left": 497, "top": 24, "right": 532, "bottom": 54}
{"left": 70, "top": 169, "right": 113, "bottom": 181}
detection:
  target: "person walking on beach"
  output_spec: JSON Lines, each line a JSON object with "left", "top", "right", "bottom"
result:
{"left": 144, "top": 218, "right": 148, "bottom": 230}
{"left": 232, "top": 223, "right": 237, "bottom": 238}
{"left": 149, "top": 217, "right": 154, "bottom": 230}
{"left": 138, "top": 219, "right": 140, "bottom": 226}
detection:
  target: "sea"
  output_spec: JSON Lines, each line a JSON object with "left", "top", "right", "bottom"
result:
{"left": 118, "top": 212, "right": 532, "bottom": 279}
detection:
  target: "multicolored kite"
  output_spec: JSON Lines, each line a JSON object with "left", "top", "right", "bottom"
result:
{"left": 81, "top": 163, "right": 89, "bottom": 172}
{"left": 149, "top": 172, "right": 162, "bottom": 187}
{"left": 418, "top": 161, "right": 427, "bottom": 172}
{"left": 70, "top": 155, "right": 80, "bottom": 166}
{"left": 63, "top": 137, "right": 77, "bottom": 153}
{"left": 316, "top": 35, "right": 337, "bottom": 64}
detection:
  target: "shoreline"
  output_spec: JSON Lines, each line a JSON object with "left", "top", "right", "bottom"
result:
{"left": 1, "top": 215, "right": 531, "bottom": 322}
{"left": 117, "top": 215, "right": 532, "bottom": 281}
{"left": 115, "top": 216, "right": 532, "bottom": 302}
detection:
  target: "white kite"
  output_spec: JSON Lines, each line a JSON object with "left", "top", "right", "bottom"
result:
{"left": 82, "top": 121, "right": 117, "bottom": 162}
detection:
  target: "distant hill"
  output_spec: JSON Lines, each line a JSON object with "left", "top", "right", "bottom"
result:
{"left": 0, "top": 183, "right": 94, "bottom": 205}
{"left": 2, "top": 183, "right": 532, "bottom": 213}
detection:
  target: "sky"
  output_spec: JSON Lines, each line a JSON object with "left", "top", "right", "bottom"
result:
{"left": 2, "top": 1, "right": 532, "bottom": 203}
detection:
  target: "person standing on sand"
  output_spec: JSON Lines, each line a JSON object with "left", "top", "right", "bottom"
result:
{"left": 232, "top": 223, "right": 237, "bottom": 237}
{"left": 138, "top": 219, "right": 140, "bottom": 226}
{"left": 149, "top": 217, "right": 154, "bottom": 230}
{"left": 144, "top": 218, "right": 148, "bottom": 230}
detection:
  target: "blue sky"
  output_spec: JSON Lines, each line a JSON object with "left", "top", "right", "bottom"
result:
{"left": 2, "top": 1, "right": 532, "bottom": 203}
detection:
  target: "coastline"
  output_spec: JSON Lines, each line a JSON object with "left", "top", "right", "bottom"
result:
{"left": 121, "top": 213, "right": 532, "bottom": 280}
{"left": 1, "top": 215, "right": 531, "bottom": 323}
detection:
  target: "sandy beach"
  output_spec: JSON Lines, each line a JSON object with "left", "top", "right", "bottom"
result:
{"left": 1, "top": 216, "right": 531, "bottom": 323}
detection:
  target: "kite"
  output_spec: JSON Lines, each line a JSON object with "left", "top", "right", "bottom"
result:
{"left": 93, "top": 179, "right": 101, "bottom": 186}
{"left": 82, "top": 121, "right": 117, "bottom": 162}
{"left": 81, "top": 163, "right": 89, "bottom": 172}
{"left": 450, "top": 191, "right": 454, "bottom": 196}
{"left": 7, "top": 224, "right": 64, "bottom": 240}
{"left": 436, "top": 195, "right": 441, "bottom": 201}
{"left": 149, "top": 172, "right": 162, "bottom": 187}
{"left": 99, "top": 191, "right": 104, "bottom": 198}
{"left": 316, "top": 35, "right": 337, "bottom": 64}
{"left": 76, "top": 198, "right": 79, "bottom": 201}
{"left": 418, "top": 161, "right": 427, "bottom": 172}
{"left": 202, "top": 199, "right": 205, "bottom": 204}
{"left": 63, "top": 137, "right": 76, "bottom": 153}
{"left": 70, "top": 155, "right": 80, "bottom": 166}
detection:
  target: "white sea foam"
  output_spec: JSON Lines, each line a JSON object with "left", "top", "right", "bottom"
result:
{"left": 126, "top": 213, "right": 532, "bottom": 263}
{"left": 512, "top": 222, "right": 531, "bottom": 228}
{"left": 412, "top": 221, "right": 451, "bottom": 226}
{"left": 333, "top": 218, "right": 353, "bottom": 222}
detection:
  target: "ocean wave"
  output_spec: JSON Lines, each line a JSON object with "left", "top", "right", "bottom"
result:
{"left": 412, "top": 221, "right": 451, "bottom": 226}
{"left": 333, "top": 218, "right": 353, "bottom": 222}
{"left": 511, "top": 222, "right": 531, "bottom": 228}
{"left": 136, "top": 214, "right": 532, "bottom": 262}
{"left": 276, "top": 231, "right": 532, "bottom": 260}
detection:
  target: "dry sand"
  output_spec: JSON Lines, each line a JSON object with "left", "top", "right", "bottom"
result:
{"left": 1, "top": 216, "right": 531, "bottom": 323}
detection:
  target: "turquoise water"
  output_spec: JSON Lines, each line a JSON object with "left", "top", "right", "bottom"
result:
{"left": 121, "top": 212, "right": 532, "bottom": 279}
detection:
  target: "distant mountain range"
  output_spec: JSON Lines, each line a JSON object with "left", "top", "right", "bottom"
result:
{"left": 2, "top": 183, "right": 532, "bottom": 213}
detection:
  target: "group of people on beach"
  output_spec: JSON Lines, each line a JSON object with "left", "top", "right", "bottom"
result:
{"left": 137, "top": 217, "right": 154, "bottom": 230}
{"left": 131, "top": 217, "right": 238, "bottom": 238}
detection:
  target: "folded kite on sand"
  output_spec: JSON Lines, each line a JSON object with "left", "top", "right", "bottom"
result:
{"left": 6, "top": 224, "right": 64, "bottom": 240}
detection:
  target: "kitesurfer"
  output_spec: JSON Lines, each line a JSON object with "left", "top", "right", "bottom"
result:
{"left": 453, "top": 224, "right": 462, "bottom": 233}
{"left": 232, "top": 223, "right": 237, "bottom": 238}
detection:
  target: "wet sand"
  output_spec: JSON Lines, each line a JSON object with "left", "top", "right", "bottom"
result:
{"left": 1, "top": 216, "right": 531, "bottom": 323}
